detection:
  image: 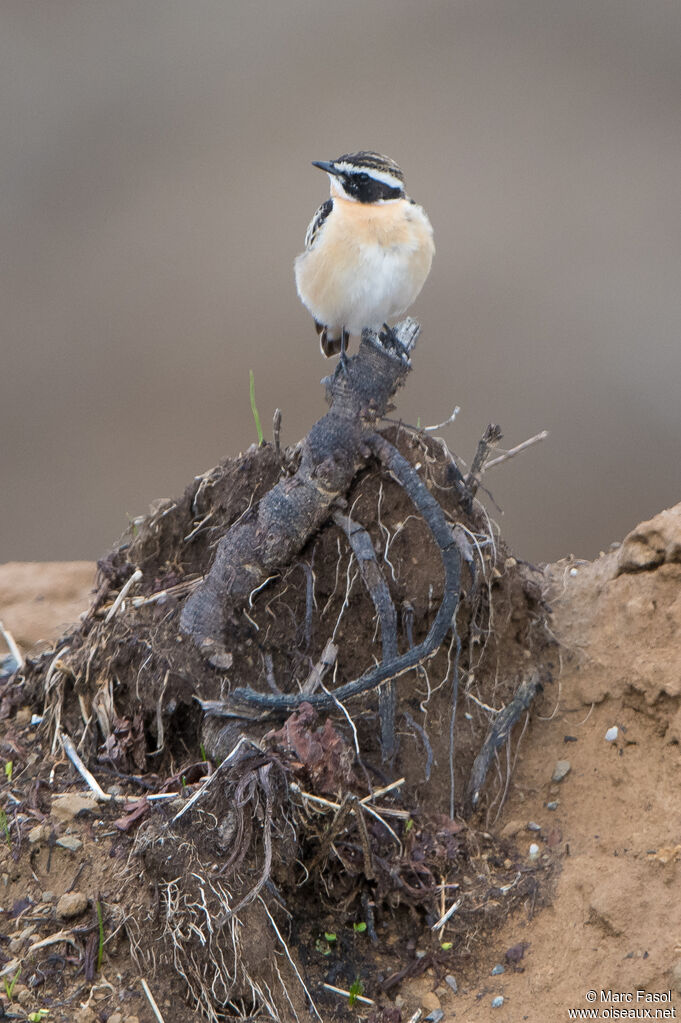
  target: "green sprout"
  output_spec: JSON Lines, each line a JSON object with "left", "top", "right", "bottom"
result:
{"left": 199, "top": 743, "right": 207, "bottom": 762}
{"left": 249, "top": 370, "right": 264, "bottom": 446}
{"left": 315, "top": 931, "right": 337, "bottom": 956}
{"left": 348, "top": 978, "right": 363, "bottom": 1007}
{"left": 352, "top": 921, "right": 367, "bottom": 934}
{"left": 4, "top": 761, "right": 12, "bottom": 784}
{"left": 4, "top": 966, "right": 20, "bottom": 1001}
{"left": 440, "top": 940, "right": 453, "bottom": 951}
{"left": 96, "top": 899, "right": 105, "bottom": 972}
{"left": 0, "top": 809, "right": 10, "bottom": 847}
{"left": 28, "top": 1012, "right": 50, "bottom": 1022}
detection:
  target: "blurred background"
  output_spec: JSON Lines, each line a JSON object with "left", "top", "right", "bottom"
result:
{"left": 1, "top": 0, "right": 680, "bottom": 564}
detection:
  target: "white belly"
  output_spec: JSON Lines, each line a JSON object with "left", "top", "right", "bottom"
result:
{"left": 295, "top": 199, "right": 434, "bottom": 337}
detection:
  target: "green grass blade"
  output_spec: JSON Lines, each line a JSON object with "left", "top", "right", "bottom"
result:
{"left": 249, "top": 370, "right": 264, "bottom": 446}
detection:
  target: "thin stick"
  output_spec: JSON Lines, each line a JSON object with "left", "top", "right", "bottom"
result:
{"left": 301, "top": 638, "right": 338, "bottom": 695}
{"left": 360, "top": 777, "right": 404, "bottom": 803}
{"left": 104, "top": 569, "right": 142, "bottom": 623}
{"left": 130, "top": 577, "right": 201, "bottom": 609}
{"left": 171, "top": 736, "right": 255, "bottom": 822}
{"left": 431, "top": 896, "right": 462, "bottom": 932}
{"left": 424, "top": 406, "right": 461, "bottom": 432}
{"left": 27, "top": 929, "right": 79, "bottom": 953}
{"left": 465, "top": 423, "right": 503, "bottom": 499}
{"left": 322, "top": 983, "right": 375, "bottom": 1007}
{"left": 0, "top": 620, "right": 23, "bottom": 670}
{"left": 140, "top": 978, "right": 166, "bottom": 1023}
{"left": 261, "top": 898, "right": 323, "bottom": 1021}
{"left": 485, "top": 429, "right": 549, "bottom": 469}
{"left": 291, "top": 784, "right": 409, "bottom": 820}
{"left": 273, "top": 407, "right": 282, "bottom": 457}
{"left": 59, "top": 731, "right": 112, "bottom": 802}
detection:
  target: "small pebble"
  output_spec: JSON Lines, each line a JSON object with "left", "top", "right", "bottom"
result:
{"left": 0, "top": 653, "right": 20, "bottom": 680}
{"left": 57, "top": 891, "right": 88, "bottom": 919}
{"left": 526, "top": 821, "right": 541, "bottom": 831}
{"left": 424, "top": 1012, "right": 444, "bottom": 1023}
{"left": 491, "top": 964, "right": 505, "bottom": 975}
{"left": 605, "top": 726, "right": 619, "bottom": 742}
{"left": 528, "top": 843, "right": 540, "bottom": 860}
{"left": 552, "top": 760, "right": 571, "bottom": 783}
{"left": 56, "top": 835, "right": 83, "bottom": 852}
{"left": 445, "top": 974, "right": 458, "bottom": 993}
{"left": 492, "top": 995, "right": 504, "bottom": 1008}
{"left": 28, "top": 824, "right": 49, "bottom": 844}
{"left": 547, "top": 801, "right": 559, "bottom": 811}
{"left": 505, "top": 942, "right": 527, "bottom": 964}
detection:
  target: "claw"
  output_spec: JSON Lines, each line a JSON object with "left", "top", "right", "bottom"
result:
{"left": 380, "top": 322, "right": 398, "bottom": 347}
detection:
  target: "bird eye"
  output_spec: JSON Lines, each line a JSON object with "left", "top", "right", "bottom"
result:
{"left": 358, "top": 173, "right": 369, "bottom": 183}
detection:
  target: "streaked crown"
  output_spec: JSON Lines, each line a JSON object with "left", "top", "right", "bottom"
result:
{"left": 312, "top": 150, "right": 406, "bottom": 203}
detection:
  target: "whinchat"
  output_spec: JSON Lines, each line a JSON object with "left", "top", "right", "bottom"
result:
{"left": 294, "top": 151, "right": 434, "bottom": 361}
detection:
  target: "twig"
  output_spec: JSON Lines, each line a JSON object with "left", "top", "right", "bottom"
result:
{"left": 261, "top": 897, "right": 324, "bottom": 1021}
{"left": 290, "top": 782, "right": 408, "bottom": 819}
{"left": 485, "top": 429, "right": 549, "bottom": 469}
{"left": 140, "top": 978, "right": 166, "bottom": 1023}
{"left": 319, "top": 670, "right": 360, "bottom": 756}
{"left": 361, "top": 777, "right": 404, "bottom": 802}
{"left": 322, "top": 983, "right": 375, "bottom": 1007}
{"left": 466, "top": 671, "right": 542, "bottom": 809}
{"left": 424, "top": 406, "right": 461, "bottom": 432}
{"left": 59, "top": 731, "right": 112, "bottom": 802}
{"left": 273, "top": 407, "right": 282, "bottom": 457}
{"left": 27, "top": 929, "right": 79, "bottom": 953}
{"left": 431, "top": 896, "right": 462, "bottom": 932}
{"left": 464, "top": 423, "right": 503, "bottom": 500}
{"left": 0, "top": 620, "right": 24, "bottom": 670}
{"left": 104, "top": 568, "right": 142, "bottom": 623}
{"left": 301, "top": 638, "right": 337, "bottom": 694}
{"left": 171, "top": 736, "right": 257, "bottom": 822}
{"left": 132, "top": 580, "right": 195, "bottom": 609}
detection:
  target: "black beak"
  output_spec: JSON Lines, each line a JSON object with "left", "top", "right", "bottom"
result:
{"left": 311, "top": 160, "right": 340, "bottom": 176}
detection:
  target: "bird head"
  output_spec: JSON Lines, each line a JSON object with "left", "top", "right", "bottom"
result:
{"left": 312, "top": 151, "right": 405, "bottom": 203}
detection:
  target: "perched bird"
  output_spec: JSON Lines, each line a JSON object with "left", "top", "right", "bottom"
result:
{"left": 294, "top": 151, "right": 434, "bottom": 361}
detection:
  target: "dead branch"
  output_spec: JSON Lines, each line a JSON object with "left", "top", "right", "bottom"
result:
{"left": 180, "top": 320, "right": 420, "bottom": 664}
{"left": 464, "top": 423, "right": 503, "bottom": 506}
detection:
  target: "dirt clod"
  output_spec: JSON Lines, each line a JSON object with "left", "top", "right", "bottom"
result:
{"left": 56, "top": 891, "right": 88, "bottom": 918}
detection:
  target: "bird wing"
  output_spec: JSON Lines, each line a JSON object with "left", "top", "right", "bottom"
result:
{"left": 304, "top": 198, "right": 333, "bottom": 250}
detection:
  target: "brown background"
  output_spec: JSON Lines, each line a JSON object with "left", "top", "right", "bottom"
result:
{"left": 1, "top": 0, "right": 680, "bottom": 564}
